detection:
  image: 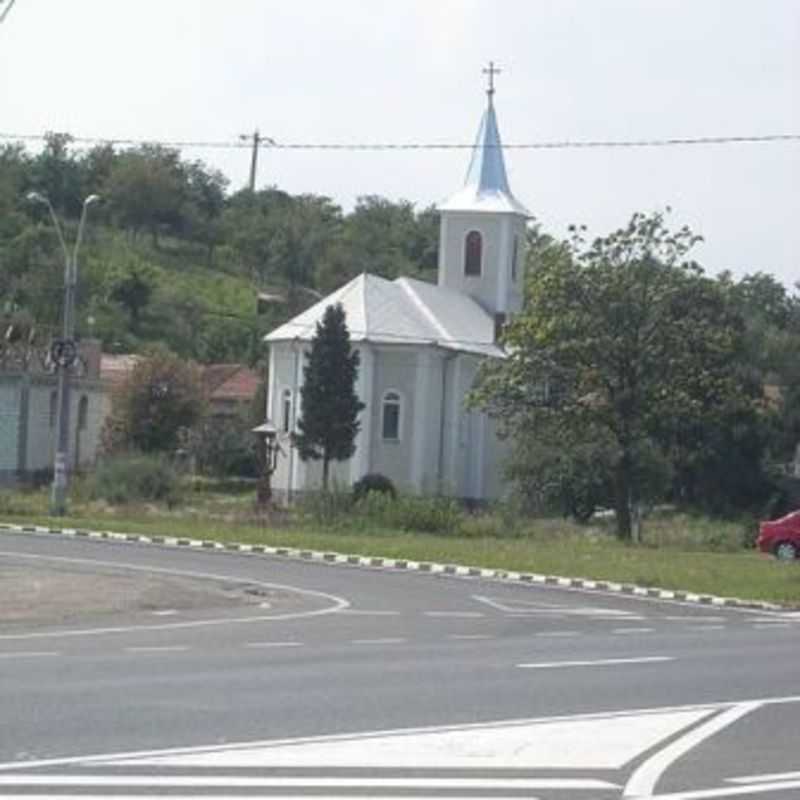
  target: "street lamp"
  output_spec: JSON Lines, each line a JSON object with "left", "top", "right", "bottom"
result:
{"left": 252, "top": 419, "right": 280, "bottom": 507}
{"left": 27, "top": 191, "right": 100, "bottom": 515}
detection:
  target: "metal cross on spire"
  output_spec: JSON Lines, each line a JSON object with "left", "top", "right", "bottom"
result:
{"left": 483, "top": 61, "right": 501, "bottom": 102}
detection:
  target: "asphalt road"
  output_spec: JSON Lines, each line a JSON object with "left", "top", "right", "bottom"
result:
{"left": 0, "top": 529, "right": 798, "bottom": 799}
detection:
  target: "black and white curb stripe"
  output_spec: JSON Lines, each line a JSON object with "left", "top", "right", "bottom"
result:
{"left": 0, "top": 520, "right": 784, "bottom": 612}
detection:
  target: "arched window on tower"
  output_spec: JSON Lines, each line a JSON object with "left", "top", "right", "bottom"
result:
{"left": 464, "top": 230, "right": 483, "bottom": 276}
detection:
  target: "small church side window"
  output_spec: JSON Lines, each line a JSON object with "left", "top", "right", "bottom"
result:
{"left": 511, "top": 235, "right": 519, "bottom": 282}
{"left": 381, "top": 391, "right": 401, "bottom": 441}
{"left": 281, "top": 388, "right": 293, "bottom": 433}
{"left": 464, "top": 230, "right": 482, "bottom": 276}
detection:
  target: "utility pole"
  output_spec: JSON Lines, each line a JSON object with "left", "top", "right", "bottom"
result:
{"left": 27, "top": 192, "right": 100, "bottom": 516}
{"left": 239, "top": 129, "right": 276, "bottom": 192}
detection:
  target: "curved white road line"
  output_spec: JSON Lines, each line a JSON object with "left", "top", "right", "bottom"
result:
{"left": 623, "top": 702, "right": 762, "bottom": 798}
{"left": 0, "top": 550, "right": 350, "bottom": 641}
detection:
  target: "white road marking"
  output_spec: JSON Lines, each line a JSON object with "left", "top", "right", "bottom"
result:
{"left": 613, "top": 627, "right": 654, "bottom": 634}
{"left": 623, "top": 701, "right": 762, "bottom": 798}
{"left": 518, "top": 657, "right": 674, "bottom": 670}
{"left": 473, "top": 594, "right": 642, "bottom": 618}
{"left": 150, "top": 609, "right": 177, "bottom": 616}
{"left": 125, "top": 646, "right": 189, "bottom": 654}
{"left": 535, "top": 630, "right": 579, "bottom": 637}
{"left": 0, "top": 550, "right": 350, "bottom": 640}
{"left": 0, "top": 651, "right": 60, "bottom": 659}
{"left": 0, "top": 795, "right": 540, "bottom": 800}
{"left": 0, "top": 774, "right": 618, "bottom": 790}
{"left": 338, "top": 609, "right": 401, "bottom": 616}
{"left": 350, "top": 638, "right": 406, "bottom": 645}
{"left": 752, "top": 623, "right": 790, "bottom": 629}
{"left": 448, "top": 634, "right": 493, "bottom": 640}
{"left": 244, "top": 641, "right": 303, "bottom": 649}
{"left": 687, "top": 625, "right": 727, "bottom": 631}
{"left": 648, "top": 779, "right": 800, "bottom": 798}
{"left": 5, "top": 697, "right": 800, "bottom": 773}
{"left": 423, "top": 611, "right": 485, "bottom": 618}
{"left": 105, "top": 707, "right": 711, "bottom": 770}
{"left": 729, "top": 771, "right": 800, "bottom": 784}
{"left": 664, "top": 616, "right": 727, "bottom": 623}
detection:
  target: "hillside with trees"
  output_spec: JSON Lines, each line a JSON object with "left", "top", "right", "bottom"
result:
{"left": 0, "top": 134, "right": 439, "bottom": 365}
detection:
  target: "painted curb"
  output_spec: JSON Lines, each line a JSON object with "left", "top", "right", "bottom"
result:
{"left": 0, "top": 520, "right": 786, "bottom": 612}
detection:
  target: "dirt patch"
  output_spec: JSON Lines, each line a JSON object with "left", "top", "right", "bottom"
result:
{"left": 0, "top": 561, "right": 286, "bottom": 629}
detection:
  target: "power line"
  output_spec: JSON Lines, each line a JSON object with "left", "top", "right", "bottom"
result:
{"left": 0, "top": 131, "right": 798, "bottom": 152}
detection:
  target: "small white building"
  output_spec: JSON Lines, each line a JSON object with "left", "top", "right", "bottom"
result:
{"left": 265, "top": 82, "right": 530, "bottom": 502}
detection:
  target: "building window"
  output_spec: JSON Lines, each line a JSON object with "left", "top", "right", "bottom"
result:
{"left": 464, "top": 230, "right": 482, "bottom": 276}
{"left": 281, "top": 389, "right": 292, "bottom": 433}
{"left": 78, "top": 396, "right": 88, "bottom": 431}
{"left": 381, "top": 390, "right": 402, "bottom": 441}
{"left": 49, "top": 391, "right": 57, "bottom": 428}
{"left": 511, "top": 234, "right": 519, "bottom": 282}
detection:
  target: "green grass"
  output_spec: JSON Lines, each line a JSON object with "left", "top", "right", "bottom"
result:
{"left": 2, "top": 486, "right": 798, "bottom": 607}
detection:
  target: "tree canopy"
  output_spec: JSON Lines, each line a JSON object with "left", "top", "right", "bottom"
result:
{"left": 473, "top": 212, "right": 776, "bottom": 537}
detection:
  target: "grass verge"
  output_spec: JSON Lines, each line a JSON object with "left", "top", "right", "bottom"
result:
{"left": 1, "top": 503, "right": 797, "bottom": 607}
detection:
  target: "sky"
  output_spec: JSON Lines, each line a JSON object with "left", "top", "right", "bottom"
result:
{"left": 1, "top": 0, "right": 798, "bottom": 287}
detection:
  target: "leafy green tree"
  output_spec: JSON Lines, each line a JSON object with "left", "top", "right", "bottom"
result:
{"left": 473, "top": 211, "right": 751, "bottom": 539}
{"left": 294, "top": 303, "right": 365, "bottom": 488}
{"left": 103, "top": 347, "right": 204, "bottom": 454}
{"left": 104, "top": 145, "right": 185, "bottom": 245}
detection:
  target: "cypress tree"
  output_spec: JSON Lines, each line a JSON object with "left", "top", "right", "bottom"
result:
{"left": 294, "top": 303, "right": 365, "bottom": 488}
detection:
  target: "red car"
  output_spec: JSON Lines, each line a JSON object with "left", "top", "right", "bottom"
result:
{"left": 757, "top": 510, "right": 800, "bottom": 561}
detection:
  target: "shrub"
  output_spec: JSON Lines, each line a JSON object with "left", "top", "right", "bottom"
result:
{"left": 91, "top": 453, "right": 182, "bottom": 506}
{"left": 355, "top": 492, "right": 462, "bottom": 535}
{"left": 296, "top": 482, "right": 354, "bottom": 527}
{"left": 353, "top": 473, "right": 396, "bottom": 502}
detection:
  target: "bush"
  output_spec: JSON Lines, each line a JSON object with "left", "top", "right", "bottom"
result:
{"left": 353, "top": 473, "right": 396, "bottom": 502}
{"left": 355, "top": 492, "right": 463, "bottom": 535}
{"left": 296, "top": 482, "right": 354, "bottom": 527}
{"left": 91, "top": 454, "right": 182, "bottom": 507}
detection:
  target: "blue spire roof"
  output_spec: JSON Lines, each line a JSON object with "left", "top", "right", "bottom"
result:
{"left": 439, "top": 97, "right": 530, "bottom": 216}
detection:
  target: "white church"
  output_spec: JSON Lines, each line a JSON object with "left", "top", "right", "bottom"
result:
{"left": 265, "top": 75, "right": 531, "bottom": 502}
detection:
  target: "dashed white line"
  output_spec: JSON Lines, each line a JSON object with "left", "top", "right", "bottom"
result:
{"left": 535, "top": 630, "right": 580, "bottom": 637}
{"left": 687, "top": 625, "right": 727, "bottom": 632}
{"left": 448, "top": 634, "right": 493, "bottom": 641}
{"left": 338, "top": 609, "right": 401, "bottom": 616}
{"left": 244, "top": 641, "right": 303, "bottom": 649}
{"left": 0, "top": 651, "right": 60, "bottom": 659}
{"left": 518, "top": 656, "right": 675, "bottom": 670}
{"left": 729, "top": 770, "right": 800, "bottom": 784}
{"left": 752, "top": 623, "right": 790, "bottom": 630}
{"left": 351, "top": 638, "right": 407, "bottom": 645}
{"left": 613, "top": 627, "right": 655, "bottom": 634}
{"left": 424, "top": 611, "right": 485, "bottom": 618}
{"left": 150, "top": 610, "right": 178, "bottom": 617}
{"left": 125, "top": 646, "right": 189, "bottom": 654}
{"left": 664, "top": 616, "right": 727, "bottom": 623}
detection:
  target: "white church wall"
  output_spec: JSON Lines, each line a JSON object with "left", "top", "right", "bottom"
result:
{"left": 439, "top": 212, "right": 502, "bottom": 313}
{"left": 269, "top": 342, "right": 300, "bottom": 497}
{"left": 368, "top": 346, "right": 420, "bottom": 492}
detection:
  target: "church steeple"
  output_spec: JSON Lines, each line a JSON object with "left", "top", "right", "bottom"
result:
{"left": 437, "top": 65, "right": 530, "bottom": 318}
{"left": 439, "top": 64, "right": 529, "bottom": 217}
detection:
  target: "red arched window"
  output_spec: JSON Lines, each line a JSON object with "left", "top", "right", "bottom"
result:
{"left": 464, "top": 230, "right": 482, "bottom": 276}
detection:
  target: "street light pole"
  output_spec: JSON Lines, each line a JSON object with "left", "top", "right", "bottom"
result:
{"left": 27, "top": 192, "right": 99, "bottom": 515}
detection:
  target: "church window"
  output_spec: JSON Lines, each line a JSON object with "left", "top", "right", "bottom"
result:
{"left": 381, "top": 390, "right": 402, "bottom": 441}
{"left": 511, "top": 235, "right": 519, "bottom": 281}
{"left": 281, "top": 388, "right": 293, "bottom": 433}
{"left": 78, "top": 396, "right": 89, "bottom": 431}
{"left": 49, "top": 391, "right": 57, "bottom": 428}
{"left": 464, "top": 230, "right": 482, "bottom": 276}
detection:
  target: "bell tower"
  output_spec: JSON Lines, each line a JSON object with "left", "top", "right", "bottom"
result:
{"left": 437, "top": 63, "right": 530, "bottom": 321}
